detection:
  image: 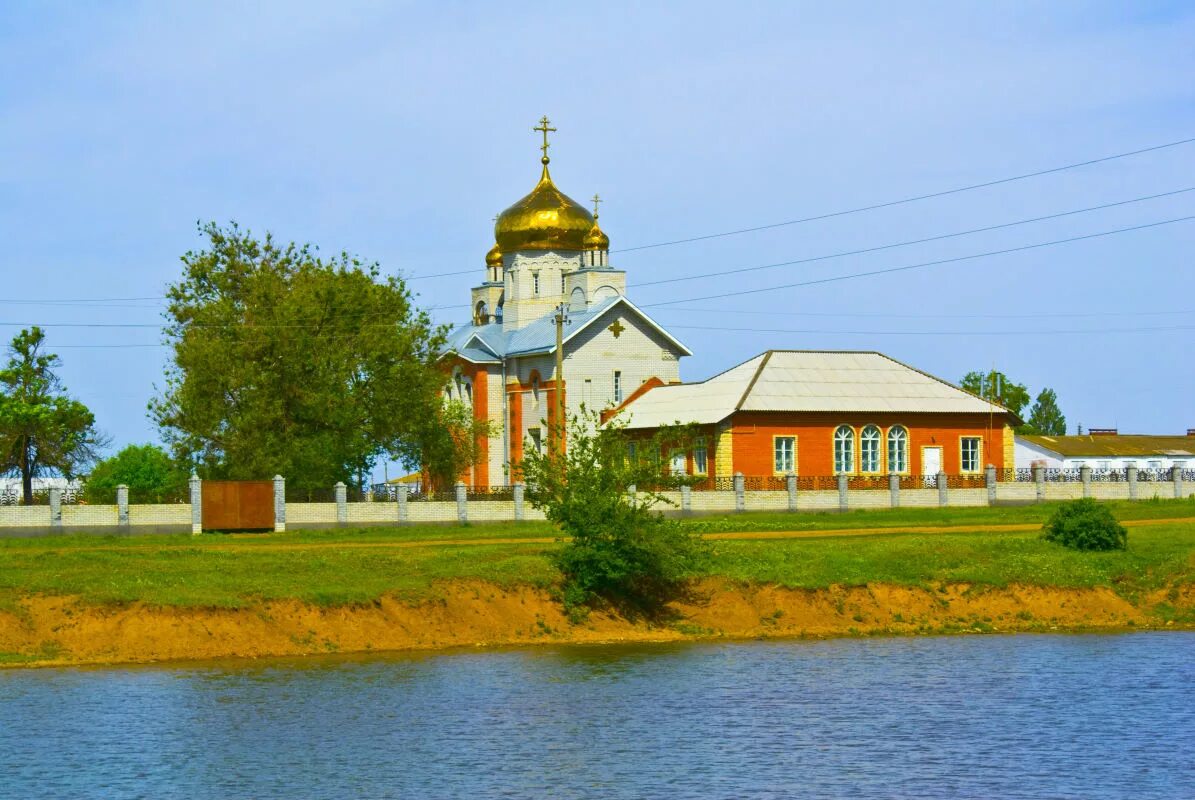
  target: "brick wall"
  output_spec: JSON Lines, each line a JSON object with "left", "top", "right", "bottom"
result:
{"left": 726, "top": 411, "right": 1011, "bottom": 477}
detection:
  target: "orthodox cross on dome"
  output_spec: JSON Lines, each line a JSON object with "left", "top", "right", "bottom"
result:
{"left": 533, "top": 115, "right": 556, "bottom": 163}
{"left": 591, "top": 193, "right": 602, "bottom": 218}
{"left": 608, "top": 319, "right": 625, "bottom": 338}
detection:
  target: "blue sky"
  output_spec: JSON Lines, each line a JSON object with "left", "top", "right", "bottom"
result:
{"left": 2, "top": 1, "right": 1193, "bottom": 478}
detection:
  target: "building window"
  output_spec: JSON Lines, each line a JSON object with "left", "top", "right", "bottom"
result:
{"left": 613, "top": 370, "right": 623, "bottom": 403}
{"left": 887, "top": 426, "right": 908, "bottom": 474}
{"left": 833, "top": 426, "right": 855, "bottom": 474}
{"left": 774, "top": 437, "right": 795, "bottom": 474}
{"left": 860, "top": 425, "right": 881, "bottom": 473}
{"left": 532, "top": 272, "right": 540, "bottom": 295}
{"left": 670, "top": 449, "right": 686, "bottom": 475}
{"left": 561, "top": 274, "right": 566, "bottom": 293}
{"left": 1098, "top": 461, "right": 1111, "bottom": 472}
{"left": 626, "top": 441, "right": 637, "bottom": 464}
{"left": 693, "top": 437, "right": 708, "bottom": 476}
{"left": 961, "top": 437, "right": 982, "bottom": 473}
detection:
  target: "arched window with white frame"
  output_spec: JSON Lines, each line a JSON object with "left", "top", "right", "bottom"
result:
{"left": 833, "top": 425, "right": 855, "bottom": 474}
{"left": 887, "top": 426, "right": 908, "bottom": 474}
{"left": 860, "top": 425, "right": 881, "bottom": 473}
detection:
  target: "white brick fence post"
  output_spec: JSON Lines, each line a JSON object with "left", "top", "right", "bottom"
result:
{"left": 273, "top": 475, "right": 286, "bottom": 532}
{"left": 49, "top": 487, "right": 62, "bottom": 530}
{"left": 1033, "top": 465, "right": 1045, "bottom": 503}
{"left": 733, "top": 473, "right": 745, "bottom": 513}
{"left": 1173, "top": 466, "right": 1184, "bottom": 499}
{"left": 937, "top": 472, "right": 949, "bottom": 507}
{"left": 1080, "top": 465, "right": 1092, "bottom": 499}
{"left": 455, "top": 482, "right": 468, "bottom": 523}
{"left": 1126, "top": 464, "right": 1138, "bottom": 501}
{"left": 838, "top": 473, "right": 849, "bottom": 511}
{"left": 117, "top": 484, "right": 130, "bottom": 529}
{"left": 985, "top": 465, "right": 997, "bottom": 505}
{"left": 890, "top": 473, "right": 901, "bottom": 508}
{"left": 513, "top": 482, "right": 525, "bottom": 521}
{"left": 189, "top": 473, "right": 202, "bottom": 534}
{"left": 396, "top": 483, "right": 409, "bottom": 522}
{"left": 335, "top": 482, "right": 347, "bottom": 526}
{"left": 787, "top": 473, "right": 798, "bottom": 511}
{"left": 680, "top": 484, "right": 692, "bottom": 515}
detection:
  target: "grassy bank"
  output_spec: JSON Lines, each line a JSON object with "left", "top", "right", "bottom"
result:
{"left": 1, "top": 500, "right": 1193, "bottom": 666}
{"left": 0, "top": 499, "right": 1191, "bottom": 609}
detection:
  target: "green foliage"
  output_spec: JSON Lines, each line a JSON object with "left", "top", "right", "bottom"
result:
{"left": 0, "top": 327, "right": 105, "bottom": 504}
{"left": 1024, "top": 388, "right": 1067, "bottom": 436}
{"left": 960, "top": 369, "right": 1030, "bottom": 416}
{"left": 151, "top": 222, "right": 472, "bottom": 491}
{"left": 84, "top": 444, "right": 188, "bottom": 504}
{"left": 518, "top": 407, "right": 708, "bottom": 615}
{"left": 1042, "top": 498, "right": 1128, "bottom": 551}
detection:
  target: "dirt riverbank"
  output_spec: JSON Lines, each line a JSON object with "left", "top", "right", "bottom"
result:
{"left": 2, "top": 579, "right": 1191, "bottom": 668}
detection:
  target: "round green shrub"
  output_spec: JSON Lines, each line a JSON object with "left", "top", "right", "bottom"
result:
{"left": 1042, "top": 498, "right": 1127, "bottom": 551}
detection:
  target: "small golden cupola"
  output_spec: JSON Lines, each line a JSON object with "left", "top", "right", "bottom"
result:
{"left": 582, "top": 193, "right": 610, "bottom": 267}
{"left": 494, "top": 116, "right": 594, "bottom": 253}
{"left": 484, "top": 243, "right": 502, "bottom": 283}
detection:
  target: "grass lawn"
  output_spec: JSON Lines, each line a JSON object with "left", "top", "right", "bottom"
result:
{"left": 0, "top": 499, "right": 1191, "bottom": 610}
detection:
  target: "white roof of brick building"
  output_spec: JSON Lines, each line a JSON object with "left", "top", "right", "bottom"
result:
{"left": 618, "top": 350, "right": 1010, "bottom": 429}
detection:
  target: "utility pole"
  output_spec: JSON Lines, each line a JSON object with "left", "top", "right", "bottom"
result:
{"left": 554, "top": 302, "right": 569, "bottom": 456}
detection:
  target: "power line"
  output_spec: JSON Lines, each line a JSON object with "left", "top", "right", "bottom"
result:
{"left": 653, "top": 306, "right": 1195, "bottom": 320}
{"left": 668, "top": 323, "right": 1195, "bottom": 337}
{"left": 629, "top": 187, "right": 1195, "bottom": 289}
{"left": 643, "top": 214, "right": 1195, "bottom": 308}
{"left": 614, "top": 135, "right": 1195, "bottom": 253}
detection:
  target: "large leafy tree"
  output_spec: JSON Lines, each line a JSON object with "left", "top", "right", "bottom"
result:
{"left": 960, "top": 370, "right": 1030, "bottom": 417}
{"left": 1025, "top": 388, "right": 1067, "bottom": 436}
{"left": 84, "top": 443, "right": 189, "bottom": 504}
{"left": 0, "top": 327, "right": 105, "bottom": 504}
{"left": 151, "top": 222, "right": 472, "bottom": 491}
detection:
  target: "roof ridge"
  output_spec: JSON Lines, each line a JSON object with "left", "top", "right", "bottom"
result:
{"left": 734, "top": 350, "right": 773, "bottom": 411}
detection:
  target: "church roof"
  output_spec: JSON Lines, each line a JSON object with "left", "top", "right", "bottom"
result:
{"left": 616, "top": 350, "right": 1012, "bottom": 429}
{"left": 445, "top": 296, "right": 692, "bottom": 360}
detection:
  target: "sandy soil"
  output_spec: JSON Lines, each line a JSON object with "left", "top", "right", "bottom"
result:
{"left": 2, "top": 580, "right": 1190, "bottom": 668}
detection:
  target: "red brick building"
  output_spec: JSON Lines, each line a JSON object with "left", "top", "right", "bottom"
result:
{"left": 613, "top": 350, "right": 1017, "bottom": 480}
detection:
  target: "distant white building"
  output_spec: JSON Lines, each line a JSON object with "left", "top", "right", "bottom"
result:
{"left": 1015, "top": 432, "right": 1195, "bottom": 473}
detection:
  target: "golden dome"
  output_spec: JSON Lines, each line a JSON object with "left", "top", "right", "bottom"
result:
{"left": 583, "top": 217, "right": 609, "bottom": 251}
{"left": 485, "top": 243, "right": 503, "bottom": 267}
{"left": 494, "top": 164, "right": 594, "bottom": 252}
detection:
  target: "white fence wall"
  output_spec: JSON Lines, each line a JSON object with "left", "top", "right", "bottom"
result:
{"left": 0, "top": 472, "right": 1189, "bottom": 536}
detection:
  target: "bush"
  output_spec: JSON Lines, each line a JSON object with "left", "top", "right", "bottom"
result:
{"left": 519, "top": 407, "right": 708, "bottom": 617}
{"left": 1042, "top": 498, "right": 1127, "bottom": 551}
{"left": 84, "top": 444, "right": 189, "bottom": 504}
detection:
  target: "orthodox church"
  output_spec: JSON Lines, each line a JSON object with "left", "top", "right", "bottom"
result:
{"left": 445, "top": 118, "right": 1017, "bottom": 489}
{"left": 443, "top": 118, "right": 691, "bottom": 487}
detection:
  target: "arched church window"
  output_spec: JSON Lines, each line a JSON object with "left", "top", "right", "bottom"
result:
{"left": 887, "top": 426, "right": 908, "bottom": 474}
{"left": 860, "top": 425, "right": 881, "bottom": 473}
{"left": 833, "top": 425, "right": 855, "bottom": 474}
{"left": 532, "top": 272, "right": 540, "bottom": 296}
{"left": 475, "top": 301, "right": 488, "bottom": 325}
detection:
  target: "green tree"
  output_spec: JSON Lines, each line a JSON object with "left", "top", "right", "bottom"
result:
{"left": 1025, "top": 388, "right": 1066, "bottom": 436}
{"left": 518, "top": 407, "right": 707, "bottom": 618}
{"left": 960, "top": 370, "right": 1030, "bottom": 417}
{"left": 151, "top": 222, "right": 479, "bottom": 491}
{"left": 84, "top": 444, "right": 188, "bottom": 504}
{"left": 0, "top": 327, "right": 105, "bottom": 504}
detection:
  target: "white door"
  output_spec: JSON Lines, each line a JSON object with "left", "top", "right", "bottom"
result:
{"left": 671, "top": 450, "right": 687, "bottom": 476}
{"left": 923, "top": 447, "right": 942, "bottom": 486}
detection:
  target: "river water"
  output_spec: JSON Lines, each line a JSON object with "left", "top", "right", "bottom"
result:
{"left": 1, "top": 632, "right": 1192, "bottom": 799}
